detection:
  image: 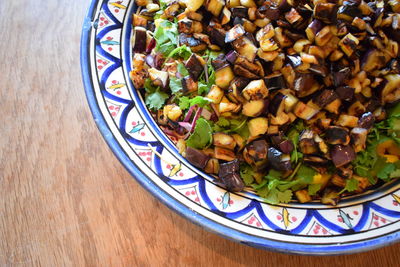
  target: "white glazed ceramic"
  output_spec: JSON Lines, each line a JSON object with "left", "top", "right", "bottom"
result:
{"left": 81, "top": 0, "right": 400, "bottom": 254}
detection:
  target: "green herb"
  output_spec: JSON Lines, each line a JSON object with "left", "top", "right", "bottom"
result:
{"left": 154, "top": 19, "right": 179, "bottom": 56}
{"left": 296, "top": 165, "right": 316, "bottom": 184}
{"left": 308, "top": 184, "right": 321, "bottom": 196}
{"left": 165, "top": 45, "right": 192, "bottom": 60}
{"left": 186, "top": 118, "right": 213, "bottom": 149}
{"left": 169, "top": 76, "right": 183, "bottom": 94}
{"left": 177, "top": 63, "right": 189, "bottom": 77}
{"left": 287, "top": 120, "right": 305, "bottom": 163}
{"left": 145, "top": 89, "right": 168, "bottom": 110}
{"left": 178, "top": 96, "right": 212, "bottom": 110}
{"left": 339, "top": 178, "right": 359, "bottom": 194}
{"left": 143, "top": 78, "right": 168, "bottom": 110}
{"left": 239, "top": 163, "right": 255, "bottom": 186}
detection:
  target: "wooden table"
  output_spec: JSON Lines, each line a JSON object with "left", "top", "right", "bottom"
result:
{"left": 1, "top": 1, "right": 400, "bottom": 266}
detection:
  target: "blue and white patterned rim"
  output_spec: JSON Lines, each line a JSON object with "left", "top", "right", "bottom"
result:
{"left": 81, "top": 0, "right": 400, "bottom": 255}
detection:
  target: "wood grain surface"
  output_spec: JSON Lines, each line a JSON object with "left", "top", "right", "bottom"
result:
{"left": 1, "top": 1, "right": 400, "bottom": 266}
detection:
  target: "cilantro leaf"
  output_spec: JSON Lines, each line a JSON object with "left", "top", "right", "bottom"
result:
{"left": 198, "top": 81, "right": 209, "bottom": 95}
{"left": 377, "top": 161, "right": 396, "bottom": 181}
{"left": 296, "top": 165, "right": 316, "bottom": 184}
{"left": 178, "top": 96, "right": 212, "bottom": 110}
{"left": 308, "top": 184, "right": 321, "bottom": 196}
{"left": 154, "top": 20, "right": 179, "bottom": 56}
{"left": 166, "top": 45, "right": 191, "bottom": 60}
{"left": 339, "top": 178, "right": 359, "bottom": 194}
{"left": 144, "top": 78, "right": 158, "bottom": 93}
{"left": 239, "top": 163, "right": 255, "bottom": 186}
{"left": 186, "top": 118, "right": 212, "bottom": 149}
{"left": 145, "top": 89, "right": 168, "bottom": 110}
{"left": 177, "top": 63, "right": 189, "bottom": 77}
{"left": 169, "top": 76, "right": 183, "bottom": 94}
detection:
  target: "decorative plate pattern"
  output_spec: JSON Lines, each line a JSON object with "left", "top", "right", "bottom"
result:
{"left": 81, "top": 0, "right": 400, "bottom": 254}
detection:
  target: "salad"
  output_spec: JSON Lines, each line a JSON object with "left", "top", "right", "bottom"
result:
{"left": 130, "top": 0, "right": 400, "bottom": 204}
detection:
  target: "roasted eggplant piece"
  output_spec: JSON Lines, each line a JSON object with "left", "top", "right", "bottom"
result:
{"left": 268, "top": 147, "right": 291, "bottom": 171}
{"left": 215, "top": 65, "right": 235, "bottom": 89}
{"left": 225, "top": 24, "right": 246, "bottom": 43}
{"left": 178, "top": 18, "right": 203, "bottom": 34}
{"left": 207, "top": 85, "right": 224, "bottom": 103}
{"left": 243, "top": 139, "right": 269, "bottom": 169}
{"left": 358, "top": 112, "right": 375, "bottom": 129}
{"left": 381, "top": 74, "right": 400, "bottom": 104}
{"left": 299, "top": 130, "right": 317, "bottom": 154}
{"left": 205, "top": 0, "right": 224, "bottom": 17}
{"left": 293, "top": 74, "right": 319, "bottom": 97}
{"left": 294, "top": 102, "right": 319, "bottom": 120}
{"left": 242, "top": 99, "right": 267, "bottom": 117}
{"left": 269, "top": 92, "right": 286, "bottom": 116}
{"left": 335, "top": 86, "right": 354, "bottom": 102}
{"left": 332, "top": 67, "right": 351, "bottom": 87}
{"left": 148, "top": 68, "right": 169, "bottom": 88}
{"left": 232, "top": 36, "right": 258, "bottom": 62}
{"left": 182, "top": 76, "right": 198, "bottom": 94}
{"left": 331, "top": 145, "right": 356, "bottom": 167}
{"left": 314, "top": 3, "right": 337, "bottom": 24}
{"left": 218, "top": 159, "right": 244, "bottom": 192}
{"left": 305, "top": 19, "right": 323, "bottom": 42}
{"left": 231, "top": 7, "right": 248, "bottom": 18}
{"left": 321, "top": 189, "right": 340, "bottom": 205}
{"left": 233, "top": 56, "right": 264, "bottom": 78}
{"left": 350, "top": 127, "right": 368, "bottom": 152}
{"left": 303, "top": 155, "right": 328, "bottom": 166}
{"left": 295, "top": 189, "right": 312, "bottom": 203}
{"left": 264, "top": 73, "right": 285, "bottom": 91}
{"left": 185, "top": 54, "right": 204, "bottom": 81}
{"left": 242, "top": 79, "right": 268, "bottom": 100}
{"left": 248, "top": 117, "right": 269, "bottom": 136}
{"left": 213, "top": 133, "right": 236, "bottom": 150}
{"left": 339, "top": 33, "right": 359, "bottom": 57}
{"left": 325, "top": 126, "right": 350, "bottom": 145}
{"left": 133, "top": 27, "right": 147, "bottom": 53}
{"left": 185, "top": 147, "right": 210, "bottom": 169}
{"left": 179, "top": 33, "right": 207, "bottom": 52}
{"left": 314, "top": 90, "right": 338, "bottom": 108}
{"left": 278, "top": 139, "right": 294, "bottom": 154}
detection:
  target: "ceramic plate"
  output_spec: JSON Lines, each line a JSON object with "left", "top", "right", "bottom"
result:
{"left": 81, "top": 0, "right": 400, "bottom": 255}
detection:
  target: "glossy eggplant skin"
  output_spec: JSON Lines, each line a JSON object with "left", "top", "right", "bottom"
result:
{"left": 185, "top": 147, "right": 210, "bottom": 169}
{"left": 264, "top": 73, "right": 286, "bottom": 91}
{"left": 358, "top": 112, "right": 375, "bottom": 129}
{"left": 314, "top": 3, "right": 338, "bottom": 24}
{"left": 314, "top": 90, "right": 338, "bottom": 108}
{"left": 243, "top": 139, "right": 269, "bottom": 170}
{"left": 185, "top": 54, "right": 203, "bottom": 81}
{"left": 218, "top": 159, "right": 245, "bottom": 192}
{"left": 269, "top": 92, "right": 286, "bottom": 116}
{"left": 331, "top": 145, "right": 356, "bottom": 168}
{"left": 133, "top": 27, "right": 147, "bottom": 53}
{"left": 325, "top": 126, "right": 350, "bottom": 145}
{"left": 268, "top": 147, "right": 291, "bottom": 171}
{"left": 335, "top": 86, "right": 354, "bottom": 102}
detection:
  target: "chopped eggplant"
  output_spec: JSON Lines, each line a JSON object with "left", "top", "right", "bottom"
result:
{"left": 248, "top": 117, "right": 268, "bottom": 136}
{"left": 295, "top": 189, "right": 312, "bottom": 203}
{"left": 325, "top": 126, "right": 350, "bottom": 145}
{"left": 306, "top": 19, "right": 323, "bottom": 42}
{"left": 242, "top": 79, "right": 268, "bottom": 100}
{"left": 234, "top": 56, "right": 264, "bottom": 78}
{"left": 148, "top": 68, "right": 169, "bottom": 88}
{"left": 231, "top": 7, "right": 248, "bottom": 18}
{"left": 321, "top": 189, "right": 340, "bottom": 205}
{"left": 381, "top": 74, "right": 400, "bottom": 104}
{"left": 185, "top": 54, "right": 204, "bottom": 80}
{"left": 242, "top": 99, "right": 267, "bottom": 117}
{"left": 314, "top": 90, "right": 338, "bottom": 108}
{"left": 218, "top": 159, "right": 245, "bottom": 192}
{"left": 179, "top": 33, "right": 207, "bottom": 52}
{"left": 205, "top": 0, "right": 225, "bottom": 17}
{"left": 299, "top": 130, "right": 317, "bottom": 154}
{"left": 178, "top": 18, "right": 203, "bottom": 34}
{"left": 264, "top": 73, "right": 286, "bottom": 91}
{"left": 213, "top": 133, "right": 236, "bottom": 150}
{"left": 215, "top": 65, "right": 235, "bottom": 89}
{"left": 339, "top": 33, "right": 360, "bottom": 57}
{"left": 358, "top": 112, "right": 375, "bottom": 129}
{"left": 335, "top": 86, "right": 354, "bottom": 102}
{"left": 182, "top": 76, "right": 198, "bottom": 94}
{"left": 294, "top": 102, "right": 319, "bottom": 120}
{"left": 215, "top": 146, "right": 236, "bottom": 161}
{"left": 268, "top": 147, "right": 291, "bottom": 171}
{"left": 243, "top": 139, "right": 269, "bottom": 169}
{"left": 225, "top": 24, "right": 246, "bottom": 43}
{"left": 207, "top": 85, "right": 224, "bottom": 103}
{"left": 350, "top": 127, "right": 368, "bottom": 152}
{"left": 185, "top": 147, "right": 210, "bottom": 169}
{"left": 331, "top": 145, "right": 356, "bottom": 167}
{"left": 232, "top": 36, "right": 258, "bottom": 62}
{"left": 278, "top": 139, "right": 294, "bottom": 154}
{"left": 133, "top": 27, "right": 148, "bottom": 53}
{"left": 314, "top": 3, "right": 337, "bottom": 24}
{"left": 336, "top": 114, "right": 358, "bottom": 128}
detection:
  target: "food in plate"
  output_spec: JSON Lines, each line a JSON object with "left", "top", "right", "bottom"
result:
{"left": 130, "top": 0, "right": 400, "bottom": 204}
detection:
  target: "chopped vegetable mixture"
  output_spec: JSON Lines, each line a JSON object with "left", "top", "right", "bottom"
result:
{"left": 130, "top": 0, "right": 400, "bottom": 204}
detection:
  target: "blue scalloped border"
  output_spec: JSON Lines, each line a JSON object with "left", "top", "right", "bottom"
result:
{"left": 80, "top": 0, "right": 400, "bottom": 255}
